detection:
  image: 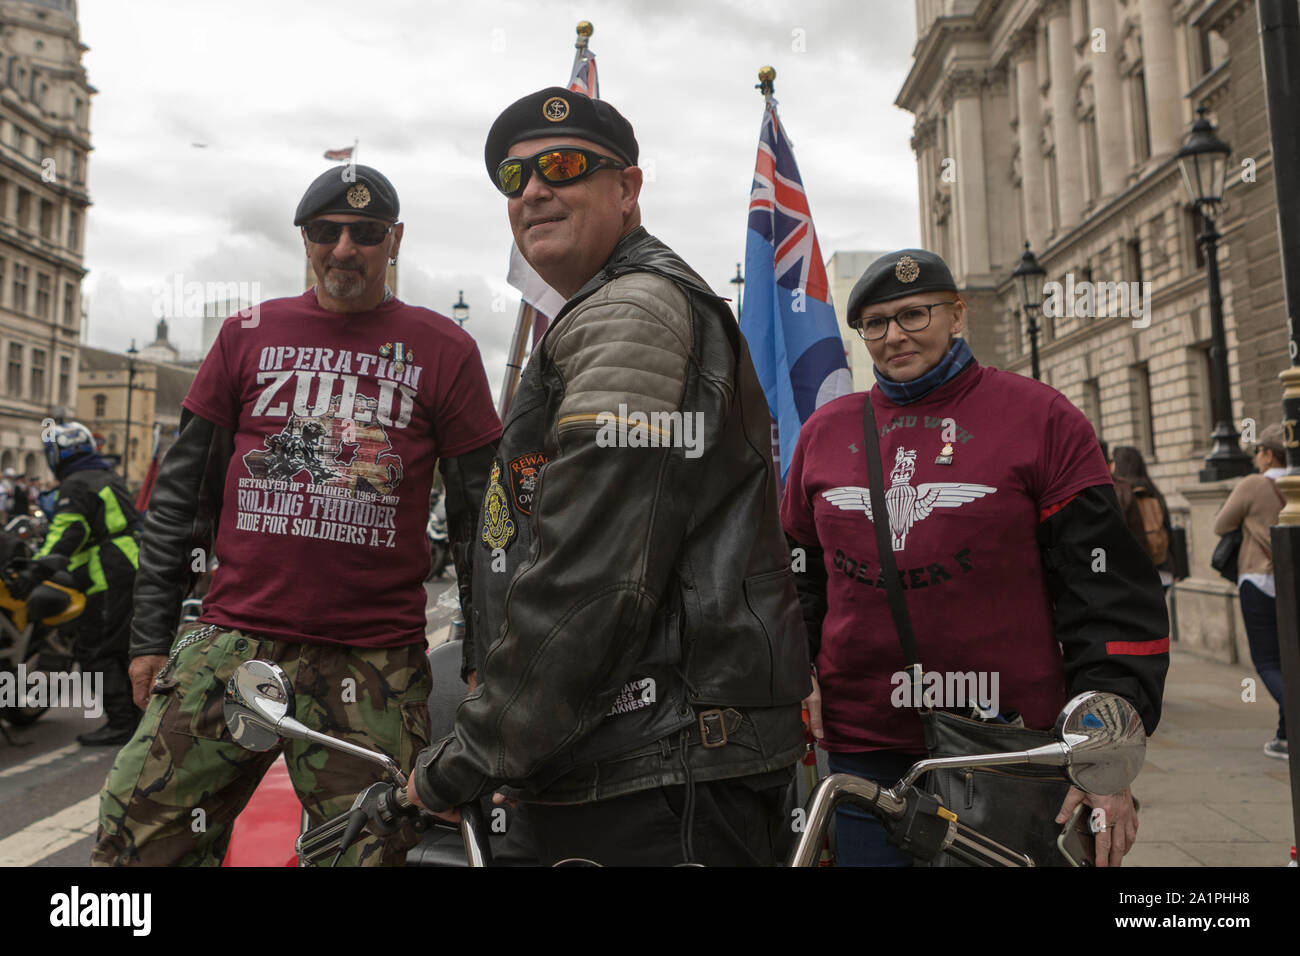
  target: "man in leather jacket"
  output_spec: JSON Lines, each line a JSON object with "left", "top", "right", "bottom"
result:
{"left": 407, "top": 88, "right": 811, "bottom": 866}
{"left": 91, "top": 165, "right": 500, "bottom": 866}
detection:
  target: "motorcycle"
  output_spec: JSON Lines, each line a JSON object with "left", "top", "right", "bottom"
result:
{"left": 223, "top": 649, "right": 1146, "bottom": 867}
{"left": 0, "top": 518, "right": 84, "bottom": 734}
{"left": 425, "top": 490, "right": 449, "bottom": 581}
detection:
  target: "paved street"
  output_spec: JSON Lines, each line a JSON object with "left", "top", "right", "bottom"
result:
{"left": 1128, "top": 647, "right": 1294, "bottom": 867}
{"left": 1, "top": 594, "right": 1294, "bottom": 867}
{"left": 0, "top": 574, "right": 461, "bottom": 867}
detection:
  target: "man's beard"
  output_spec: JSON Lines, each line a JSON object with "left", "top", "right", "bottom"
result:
{"left": 321, "top": 257, "right": 367, "bottom": 299}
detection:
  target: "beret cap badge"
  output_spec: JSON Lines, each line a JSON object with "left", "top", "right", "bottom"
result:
{"left": 542, "top": 96, "right": 570, "bottom": 122}
{"left": 346, "top": 184, "right": 372, "bottom": 209}
{"left": 895, "top": 255, "right": 920, "bottom": 283}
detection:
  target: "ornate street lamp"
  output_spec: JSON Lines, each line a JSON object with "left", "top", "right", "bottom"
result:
{"left": 1011, "top": 241, "right": 1046, "bottom": 381}
{"left": 1177, "top": 106, "right": 1252, "bottom": 481}
{"left": 123, "top": 339, "right": 138, "bottom": 482}
{"left": 452, "top": 290, "right": 469, "bottom": 329}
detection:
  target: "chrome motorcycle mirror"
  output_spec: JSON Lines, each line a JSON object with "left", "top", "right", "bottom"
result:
{"left": 224, "top": 659, "right": 293, "bottom": 752}
{"left": 224, "top": 659, "right": 406, "bottom": 785}
{"left": 894, "top": 691, "right": 1145, "bottom": 794}
{"left": 1053, "top": 690, "right": 1146, "bottom": 795}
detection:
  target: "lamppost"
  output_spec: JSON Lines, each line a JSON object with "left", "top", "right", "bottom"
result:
{"left": 123, "top": 339, "right": 138, "bottom": 483}
{"left": 452, "top": 291, "right": 469, "bottom": 329}
{"left": 1177, "top": 106, "right": 1253, "bottom": 481}
{"left": 1010, "top": 241, "right": 1046, "bottom": 381}
{"left": 730, "top": 263, "right": 745, "bottom": 318}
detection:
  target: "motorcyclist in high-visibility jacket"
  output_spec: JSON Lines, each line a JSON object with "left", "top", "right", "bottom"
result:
{"left": 34, "top": 422, "right": 141, "bottom": 744}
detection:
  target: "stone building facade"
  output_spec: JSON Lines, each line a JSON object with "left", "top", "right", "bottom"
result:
{"left": 77, "top": 346, "right": 195, "bottom": 490}
{"left": 896, "top": 0, "right": 1295, "bottom": 662}
{"left": 0, "top": 0, "right": 90, "bottom": 479}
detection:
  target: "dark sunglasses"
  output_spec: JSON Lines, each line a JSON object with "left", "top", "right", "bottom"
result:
{"left": 302, "top": 219, "right": 394, "bottom": 246}
{"left": 495, "top": 147, "right": 628, "bottom": 197}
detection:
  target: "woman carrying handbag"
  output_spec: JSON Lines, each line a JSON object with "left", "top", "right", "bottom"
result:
{"left": 781, "top": 250, "right": 1170, "bottom": 866}
{"left": 1213, "top": 424, "right": 1289, "bottom": 759}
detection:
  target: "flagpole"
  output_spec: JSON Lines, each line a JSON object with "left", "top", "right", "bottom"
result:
{"left": 498, "top": 21, "right": 597, "bottom": 417}
{"left": 754, "top": 66, "right": 784, "bottom": 486}
{"left": 573, "top": 19, "right": 593, "bottom": 83}
{"left": 498, "top": 304, "right": 536, "bottom": 418}
{"left": 757, "top": 64, "right": 776, "bottom": 108}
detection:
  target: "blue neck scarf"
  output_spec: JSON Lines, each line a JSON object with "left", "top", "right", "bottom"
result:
{"left": 873, "top": 337, "right": 974, "bottom": 405}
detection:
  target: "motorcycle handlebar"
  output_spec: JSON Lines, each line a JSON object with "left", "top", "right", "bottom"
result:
{"left": 296, "top": 785, "right": 493, "bottom": 868}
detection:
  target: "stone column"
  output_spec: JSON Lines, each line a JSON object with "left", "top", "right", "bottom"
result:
{"left": 1137, "top": 0, "right": 1182, "bottom": 156}
{"left": 1013, "top": 30, "right": 1049, "bottom": 252}
{"left": 1046, "top": 0, "right": 1084, "bottom": 229}
{"left": 912, "top": 118, "right": 938, "bottom": 251}
{"left": 1089, "top": 0, "right": 1128, "bottom": 198}
{"left": 947, "top": 70, "right": 991, "bottom": 277}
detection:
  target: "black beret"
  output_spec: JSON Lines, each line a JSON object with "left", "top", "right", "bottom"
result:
{"left": 846, "top": 249, "right": 959, "bottom": 325}
{"left": 293, "top": 164, "right": 399, "bottom": 225}
{"left": 484, "top": 86, "right": 638, "bottom": 182}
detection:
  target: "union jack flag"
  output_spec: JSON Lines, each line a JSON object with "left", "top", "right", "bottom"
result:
{"left": 568, "top": 47, "right": 598, "bottom": 98}
{"left": 323, "top": 145, "right": 354, "bottom": 161}
{"left": 740, "top": 102, "right": 850, "bottom": 479}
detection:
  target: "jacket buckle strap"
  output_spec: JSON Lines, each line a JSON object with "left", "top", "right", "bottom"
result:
{"left": 697, "top": 708, "right": 742, "bottom": 748}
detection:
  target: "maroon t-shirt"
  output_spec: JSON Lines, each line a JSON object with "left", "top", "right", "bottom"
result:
{"left": 780, "top": 361, "right": 1112, "bottom": 752}
{"left": 183, "top": 291, "right": 502, "bottom": 647}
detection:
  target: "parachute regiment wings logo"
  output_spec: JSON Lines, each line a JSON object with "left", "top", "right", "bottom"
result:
{"left": 822, "top": 446, "right": 996, "bottom": 551}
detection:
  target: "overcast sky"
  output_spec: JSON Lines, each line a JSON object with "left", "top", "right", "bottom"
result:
{"left": 78, "top": 0, "right": 921, "bottom": 399}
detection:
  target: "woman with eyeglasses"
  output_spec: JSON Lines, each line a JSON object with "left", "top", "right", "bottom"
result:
{"left": 780, "top": 249, "right": 1169, "bottom": 866}
{"left": 1213, "top": 425, "right": 1289, "bottom": 759}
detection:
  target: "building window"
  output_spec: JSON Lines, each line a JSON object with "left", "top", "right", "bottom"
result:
{"left": 15, "top": 188, "right": 30, "bottom": 229}
{"left": 0, "top": 177, "right": 6, "bottom": 219}
{"left": 1083, "top": 113, "right": 1102, "bottom": 205}
{"left": 94, "top": 392, "right": 107, "bottom": 418}
{"left": 39, "top": 199, "right": 54, "bottom": 240}
{"left": 1186, "top": 207, "right": 1207, "bottom": 270}
{"left": 1131, "top": 70, "right": 1151, "bottom": 163}
{"left": 1045, "top": 151, "right": 1061, "bottom": 235}
{"left": 11, "top": 264, "right": 28, "bottom": 313}
{"left": 9, "top": 123, "right": 22, "bottom": 150}
{"left": 58, "top": 354, "right": 70, "bottom": 404}
{"left": 1192, "top": 343, "right": 1218, "bottom": 448}
{"left": 1130, "top": 361, "right": 1156, "bottom": 458}
{"left": 7, "top": 342, "right": 22, "bottom": 397}
{"left": 35, "top": 273, "right": 51, "bottom": 319}
{"left": 30, "top": 347, "right": 45, "bottom": 400}
{"left": 66, "top": 210, "right": 79, "bottom": 251}
{"left": 1127, "top": 237, "right": 1143, "bottom": 286}
{"left": 1082, "top": 377, "right": 1102, "bottom": 432}
{"left": 63, "top": 282, "right": 77, "bottom": 327}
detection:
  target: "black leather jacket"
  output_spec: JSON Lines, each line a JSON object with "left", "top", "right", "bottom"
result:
{"left": 413, "top": 227, "right": 811, "bottom": 810}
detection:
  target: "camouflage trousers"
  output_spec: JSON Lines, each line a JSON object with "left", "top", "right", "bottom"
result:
{"left": 91, "top": 623, "right": 432, "bottom": 867}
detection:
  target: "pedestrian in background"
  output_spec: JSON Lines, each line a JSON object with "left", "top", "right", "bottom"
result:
{"left": 1111, "top": 446, "right": 1175, "bottom": 589}
{"left": 1213, "top": 424, "right": 1288, "bottom": 759}
{"left": 1101, "top": 440, "right": 1148, "bottom": 550}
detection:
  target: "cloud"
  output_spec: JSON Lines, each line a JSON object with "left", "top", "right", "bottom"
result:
{"left": 79, "top": 0, "right": 923, "bottom": 395}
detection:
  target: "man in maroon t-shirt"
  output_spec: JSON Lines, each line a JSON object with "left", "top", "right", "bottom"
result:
{"left": 91, "top": 165, "right": 501, "bottom": 866}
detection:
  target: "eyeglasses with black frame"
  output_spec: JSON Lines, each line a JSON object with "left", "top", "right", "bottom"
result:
{"left": 851, "top": 300, "right": 960, "bottom": 342}
{"left": 302, "top": 220, "right": 395, "bottom": 247}
{"left": 495, "top": 146, "right": 628, "bottom": 198}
